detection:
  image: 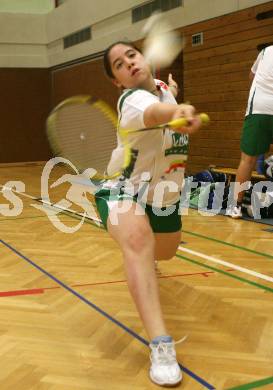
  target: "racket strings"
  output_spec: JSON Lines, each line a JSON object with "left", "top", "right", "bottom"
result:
{"left": 54, "top": 103, "right": 118, "bottom": 174}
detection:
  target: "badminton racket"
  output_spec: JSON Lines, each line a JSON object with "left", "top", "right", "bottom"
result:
{"left": 46, "top": 95, "right": 209, "bottom": 180}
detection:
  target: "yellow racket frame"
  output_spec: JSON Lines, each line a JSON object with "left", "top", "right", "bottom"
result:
{"left": 47, "top": 95, "right": 210, "bottom": 180}
{"left": 46, "top": 95, "right": 133, "bottom": 180}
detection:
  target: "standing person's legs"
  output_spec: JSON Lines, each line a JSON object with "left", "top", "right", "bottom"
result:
{"left": 153, "top": 231, "right": 181, "bottom": 274}
{"left": 105, "top": 200, "right": 183, "bottom": 386}
{"left": 154, "top": 231, "right": 181, "bottom": 260}
{"left": 228, "top": 114, "right": 273, "bottom": 218}
{"left": 234, "top": 152, "right": 257, "bottom": 204}
{"left": 107, "top": 201, "right": 168, "bottom": 340}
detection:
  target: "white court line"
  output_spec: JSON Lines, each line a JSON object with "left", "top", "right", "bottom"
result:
{"left": 2, "top": 185, "right": 272, "bottom": 284}
{"left": 1, "top": 185, "right": 35, "bottom": 200}
{"left": 0, "top": 185, "right": 103, "bottom": 225}
{"left": 41, "top": 199, "right": 102, "bottom": 225}
{"left": 178, "top": 246, "right": 273, "bottom": 284}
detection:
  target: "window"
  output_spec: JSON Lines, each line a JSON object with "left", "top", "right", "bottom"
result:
{"left": 132, "top": 0, "right": 182, "bottom": 23}
{"left": 191, "top": 32, "right": 203, "bottom": 47}
{"left": 63, "top": 27, "right": 91, "bottom": 49}
{"left": 256, "top": 9, "right": 273, "bottom": 20}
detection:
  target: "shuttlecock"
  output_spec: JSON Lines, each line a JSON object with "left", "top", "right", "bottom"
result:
{"left": 142, "top": 12, "right": 184, "bottom": 68}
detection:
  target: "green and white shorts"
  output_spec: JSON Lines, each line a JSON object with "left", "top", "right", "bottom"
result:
{"left": 240, "top": 114, "right": 273, "bottom": 156}
{"left": 95, "top": 189, "right": 182, "bottom": 233}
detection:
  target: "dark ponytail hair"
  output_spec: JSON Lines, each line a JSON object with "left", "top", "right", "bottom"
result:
{"left": 103, "top": 41, "right": 142, "bottom": 79}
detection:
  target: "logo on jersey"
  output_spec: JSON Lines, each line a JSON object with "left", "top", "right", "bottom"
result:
{"left": 165, "top": 133, "right": 189, "bottom": 156}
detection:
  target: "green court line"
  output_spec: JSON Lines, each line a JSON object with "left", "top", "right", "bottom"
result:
{"left": 226, "top": 376, "right": 273, "bottom": 389}
{"left": 0, "top": 215, "right": 79, "bottom": 222}
{"left": 176, "top": 253, "right": 273, "bottom": 294}
{"left": 182, "top": 230, "right": 273, "bottom": 260}
{"left": 0, "top": 215, "right": 49, "bottom": 221}
{"left": 38, "top": 208, "right": 272, "bottom": 290}
{"left": 8, "top": 201, "right": 270, "bottom": 290}
{"left": 5, "top": 203, "right": 272, "bottom": 293}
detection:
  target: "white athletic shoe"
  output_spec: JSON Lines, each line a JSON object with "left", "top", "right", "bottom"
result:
{"left": 149, "top": 338, "right": 186, "bottom": 387}
{"left": 226, "top": 205, "right": 242, "bottom": 219}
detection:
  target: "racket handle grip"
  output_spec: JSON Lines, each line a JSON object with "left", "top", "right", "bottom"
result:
{"left": 199, "top": 113, "right": 210, "bottom": 124}
{"left": 168, "top": 113, "right": 209, "bottom": 129}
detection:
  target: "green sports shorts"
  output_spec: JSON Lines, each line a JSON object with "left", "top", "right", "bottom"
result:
{"left": 95, "top": 189, "right": 182, "bottom": 233}
{"left": 240, "top": 114, "right": 273, "bottom": 156}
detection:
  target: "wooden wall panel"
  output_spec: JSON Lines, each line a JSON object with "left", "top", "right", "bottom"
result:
{"left": 3, "top": 2, "right": 271, "bottom": 169}
{"left": 51, "top": 46, "right": 183, "bottom": 109}
{"left": 51, "top": 58, "right": 119, "bottom": 110}
{"left": 0, "top": 69, "right": 51, "bottom": 163}
{"left": 182, "top": 1, "right": 273, "bottom": 174}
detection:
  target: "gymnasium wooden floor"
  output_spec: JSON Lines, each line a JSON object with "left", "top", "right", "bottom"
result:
{"left": 0, "top": 162, "right": 272, "bottom": 390}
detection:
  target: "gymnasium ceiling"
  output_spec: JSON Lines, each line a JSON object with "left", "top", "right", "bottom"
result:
{"left": 0, "top": 0, "right": 54, "bottom": 14}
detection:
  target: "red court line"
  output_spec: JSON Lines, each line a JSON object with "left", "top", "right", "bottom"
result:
{"left": 0, "top": 269, "right": 235, "bottom": 298}
{"left": 0, "top": 288, "right": 44, "bottom": 297}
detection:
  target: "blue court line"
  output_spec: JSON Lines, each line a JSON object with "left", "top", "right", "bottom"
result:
{"left": 0, "top": 238, "right": 214, "bottom": 390}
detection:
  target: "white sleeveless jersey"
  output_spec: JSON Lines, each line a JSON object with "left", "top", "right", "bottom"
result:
{"left": 246, "top": 45, "right": 273, "bottom": 116}
{"left": 104, "top": 79, "right": 189, "bottom": 207}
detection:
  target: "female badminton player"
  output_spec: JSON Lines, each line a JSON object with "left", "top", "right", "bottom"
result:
{"left": 95, "top": 41, "right": 202, "bottom": 386}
